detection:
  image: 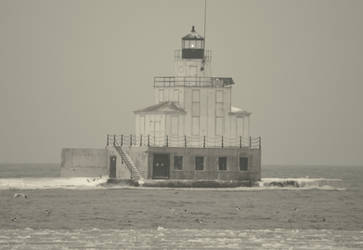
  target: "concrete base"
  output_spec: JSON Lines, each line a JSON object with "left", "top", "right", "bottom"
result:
{"left": 141, "top": 179, "right": 253, "bottom": 188}
{"left": 104, "top": 178, "right": 253, "bottom": 188}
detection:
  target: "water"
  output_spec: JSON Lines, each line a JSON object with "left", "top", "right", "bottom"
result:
{"left": 1, "top": 163, "right": 363, "bottom": 249}
{"left": 0, "top": 163, "right": 60, "bottom": 178}
{"left": 1, "top": 228, "right": 362, "bottom": 249}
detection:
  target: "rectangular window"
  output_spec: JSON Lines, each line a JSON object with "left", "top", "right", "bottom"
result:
{"left": 216, "top": 90, "right": 224, "bottom": 103}
{"left": 174, "top": 156, "right": 183, "bottom": 170}
{"left": 159, "top": 89, "right": 164, "bottom": 103}
{"left": 218, "top": 157, "right": 227, "bottom": 171}
{"left": 216, "top": 103, "right": 224, "bottom": 117}
{"left": 237, "top": 117, "right": 243, "bottom": 136}
{"left": 171, "top": 116, "right": 178, "bottom": 136}
{"left": 239, "top": 157, "right": 248, "bottom": 171}
{"left": 192, "top": 89, "right": 200, "bottom": 102}
{"left": 173, "top": 89, "right": 179, "bottom": 103}
{"left": 195, "top": 156, "right": 204, "bottom": 171}
{"left": 215, "top": 117, "right": 224, "bottom": 136}
{"left": 192, "top": 102, "right": 200, "bottom": 116}
{"left": 192, "top": 117, "right": 200, "bottom": 135}
{"left": 189, "top": 65, "right": 198, "bottom": 76}
{"left": 192, "top": 90, "right": 200, "bottom": 116}
{"left": 215, "top": 90, "right": 224, "bottom": 136}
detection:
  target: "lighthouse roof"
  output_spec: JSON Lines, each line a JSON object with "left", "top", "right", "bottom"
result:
{"left": 182, "top": 26, "right": 204, "bottom": 41}
{"left": 229, "top": 106, "right": 251, "bottom": 117}
{"left": 134, "top": 101, "right": 186, "bottom": 114}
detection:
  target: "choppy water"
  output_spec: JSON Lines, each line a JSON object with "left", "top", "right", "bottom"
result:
{"left": 1, "top": 164, "right": 363, "bottom": 249}
{"left": 1, "top": 228, "right": 363, "bottom": 249}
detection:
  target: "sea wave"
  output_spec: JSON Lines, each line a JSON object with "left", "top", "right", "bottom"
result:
{"left": 0, "top": 177, "right": 345, "bottom": 191}
{"left": 0, "top": 228, "right": 362, "bottom": 249}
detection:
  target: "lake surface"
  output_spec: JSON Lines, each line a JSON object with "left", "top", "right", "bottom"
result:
{"left": 0, "top": 164, "right": 362, "bottom": 249}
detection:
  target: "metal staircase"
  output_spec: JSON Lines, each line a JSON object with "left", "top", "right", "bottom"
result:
{"left": 114, "top": 146, "right": 144, "bottom": 183}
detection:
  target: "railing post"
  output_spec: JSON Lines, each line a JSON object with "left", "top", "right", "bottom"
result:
{"left": 221, "top": 136, "right": 224, "bottom": 148}
{"left": 121, "top": 134, "right": 123, "bottom": 146}
{"left": 148, "top": 135, "right": 150, "bottom": 147}
{"left": 240, "top": 136, "right": 242, "bottom": 148}
{"left": 140, "top": 135, "right": 142, "bottom": 146}
{"left": 184, "top": 135, "right": 187, "bottom": 148}
{"left": 259, "top": 136, "right": 261, "bottom": 150}
{"left": 106, "top": 134, "right": 109, "bottom": 146}
{"left": 130, "top": 134, "right": 132, "bottom": 146}
{"left": 203, "top": 136, "right": 206, "bottom": 148}
{"left": 166, "top": 135, "right": 168, "bottom": 147}
{"left": 113, "top": 135, "right": 116, "bottom": 146}
{"left": 249, "top": 136, "right": 252, "bottom": 148}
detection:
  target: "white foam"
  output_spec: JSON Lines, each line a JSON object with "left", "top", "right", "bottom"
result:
{"left": 0, "top": 177, "right": 345, "bottom": 191}
{"left": 0, "top": 176, "right": 108, "bottom": 190}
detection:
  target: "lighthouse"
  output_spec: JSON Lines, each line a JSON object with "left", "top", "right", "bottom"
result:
{"left": 104, "top": 26, "right": 261, "bottom": 184}
{"left": 61, "top": 26, "right": 261, "bottom": 185}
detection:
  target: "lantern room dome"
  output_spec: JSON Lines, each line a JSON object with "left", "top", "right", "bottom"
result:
{"left": 182, "top": 26, "right": 204, "bottom": 41}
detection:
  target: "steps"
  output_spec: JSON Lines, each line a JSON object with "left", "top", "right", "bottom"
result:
{"left": 114, "top": 146, "right": 144, "bottom": 184}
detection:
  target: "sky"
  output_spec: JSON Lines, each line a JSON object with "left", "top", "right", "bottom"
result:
{"left": 0, "top": 0, "right": 362, "bottom": 166}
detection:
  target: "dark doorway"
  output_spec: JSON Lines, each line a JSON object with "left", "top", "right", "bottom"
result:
{"left": 152, "top": 154, "right": 170, "bottom": 179}
{"left": 109, "top": 156, "right": 116, "bottom": 178}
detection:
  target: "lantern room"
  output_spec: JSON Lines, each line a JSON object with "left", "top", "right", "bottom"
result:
{"left": 182, "top": 26, "right": 205, "bottom": 59}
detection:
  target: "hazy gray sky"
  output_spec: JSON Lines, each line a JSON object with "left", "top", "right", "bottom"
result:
{"left": 0, "top": 0, "right": 362, "bottom": 165}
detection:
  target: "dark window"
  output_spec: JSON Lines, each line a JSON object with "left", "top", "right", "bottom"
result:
{"left": 174, "top": 156, "right": 183, "bottom": 170}
{"left": 240, "top": 157, "right": 248, "bottom": 171}
{"left": 195, "top": 156, "right": 204, "bottom": 170}
{"left": 218, "top": 157, "right": 227, "bottom": 170}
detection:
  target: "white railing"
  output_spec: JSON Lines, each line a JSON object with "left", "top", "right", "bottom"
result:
{"left": 107, "top": 134, "right": 261, "bottom": 150}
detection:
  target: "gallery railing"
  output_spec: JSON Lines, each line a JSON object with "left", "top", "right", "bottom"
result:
{"left": 153, "top": 76, "right": 234, "bottom": 88}
{"left": 106, "top": 134, "right": 261, "bottom": 150}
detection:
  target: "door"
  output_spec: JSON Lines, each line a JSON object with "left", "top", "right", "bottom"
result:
{"left": 109, "top": 156, "right": 116, "bottom": 178}
{"left": 152, "top": 154, "right": 170, "bottom": 179}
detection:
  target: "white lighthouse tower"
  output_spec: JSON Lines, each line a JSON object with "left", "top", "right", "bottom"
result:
{"left": 135, "top": 26, "right": 251, "bottom": 145}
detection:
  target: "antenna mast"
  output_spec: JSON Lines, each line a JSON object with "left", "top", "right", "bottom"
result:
{"left": 201, "top": 0, "right": 207, "bottom": 72}
{"left": 203, "top": 0, "right": 207, "bottom": 48}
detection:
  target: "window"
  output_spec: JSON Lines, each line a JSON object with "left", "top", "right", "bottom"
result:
{"left": 171, "top": 116, "right": 178, "bottom": 136}
{"left": 239, "top": 157, "right": 248, "bottom": 171}
{"left": 192, "top": 89, "right": 200, "bottom": 102}
{"left": 159, "top": 89, "right": 164, "bottom": 103}
{"left": 195, "top": 156, "right": 204, "bottom": 170}
{"left": 189, "top": 65, "right": 198, "bottom": 76}
{"left": 215, "top": 90, "right": 224, "bottom": 136}
{"left": 192, "top": 117, "right": 200, "bottom": 135}
{"left": 185, "top": 40, "right": 190, "bottom": 48}
{"left": 216, "top": 90, "right": 224, "bottom": 102}
{"left": 218, "top": 157, "right": 227, "bottom": 171}
{"left": 192, "top": 89, "right": 200, "bottom": 135}
{"left": 215, "top": 117, "right": 224, "bottom": 136}
{"left": 173, "top": 89, "right": 179, "bottom": 103}
{"left": 174, "top": 156, "right": 183, "bottom": 170}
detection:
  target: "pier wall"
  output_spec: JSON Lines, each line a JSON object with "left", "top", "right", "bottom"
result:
{"left": 60, "top": 148, "right": 108, "bottom": 177}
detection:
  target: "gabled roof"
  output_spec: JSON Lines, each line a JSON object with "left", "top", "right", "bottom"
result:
{"left": 134, "top": 101, "right": 186, "bottom": 114}
{"left": 229, "top": 106, "right": 251, "bottom": 117}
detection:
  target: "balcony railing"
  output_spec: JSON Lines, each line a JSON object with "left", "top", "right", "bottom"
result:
{"left": 107, "top": 134, "right": 261, "bottom": 150}
{"left": 154, "top": 76, "right": 234, "bottom": 88}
